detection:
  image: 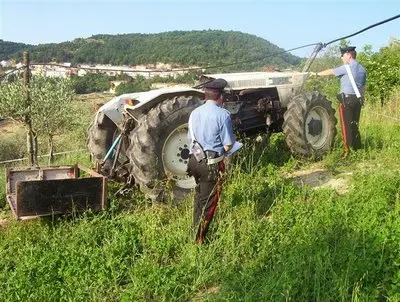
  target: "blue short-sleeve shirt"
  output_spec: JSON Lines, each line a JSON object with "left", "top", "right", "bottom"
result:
{"left": 188, "top": 101, "right": 235, "bottom": 156}
{"left": 333, "top": 59, "right": 367, "bottom": 94}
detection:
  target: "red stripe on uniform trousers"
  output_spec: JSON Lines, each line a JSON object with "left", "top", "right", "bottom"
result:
{"left": 197, "top": 160, "right": 226, "bottom": 243}
{"left": 339, "top": 104, "right": 348, "bottom": 146}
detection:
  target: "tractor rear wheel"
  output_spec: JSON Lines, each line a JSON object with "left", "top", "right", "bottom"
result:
{"left": 283, "top": 92, "right": 337, "bottom": 159}
{"left": 127, "top": 95, "right": 203, "bottom": 202}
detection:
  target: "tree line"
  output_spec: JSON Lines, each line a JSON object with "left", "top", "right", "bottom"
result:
{"left": 0, "top": 39, "right": 34, "bottom": 60}
{"left": 71, "top": 72, "right": 198, "bottom": 95}
{"left": 0, "top": 31, "right": 301, "bottom": 71}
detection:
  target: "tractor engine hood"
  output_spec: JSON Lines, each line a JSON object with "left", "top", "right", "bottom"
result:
{"left": 203, "top": 72, "right": 308, "bottom": 90}
{"left": 203, "top": 72, "right": 308, "bottom": 107}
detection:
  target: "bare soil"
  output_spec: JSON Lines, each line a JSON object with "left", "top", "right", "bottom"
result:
{"left": 288, "top": 166, "right": 351, "bottom": 194}
{"left": 0, "top": 119, "right": 22, "bottom": 134}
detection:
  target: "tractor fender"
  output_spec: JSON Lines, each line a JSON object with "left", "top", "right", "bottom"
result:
{"left": 97, "top": 86, "right": 204, "bottom": 126}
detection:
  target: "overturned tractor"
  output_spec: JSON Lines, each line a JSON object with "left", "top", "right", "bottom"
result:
{"left": 88, "top": 46, "right": 337, "bottom": 200}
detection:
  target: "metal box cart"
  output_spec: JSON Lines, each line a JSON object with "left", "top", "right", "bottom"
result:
{"left": 6, "top": 165, "right": 107, "bottom": 220}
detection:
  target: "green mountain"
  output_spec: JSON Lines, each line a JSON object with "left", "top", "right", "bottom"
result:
{"left": 0, "top": 31, "right": 302, "bottom": 71}
{"left": 0, "top": 40, "right": 34, "bottom": 60}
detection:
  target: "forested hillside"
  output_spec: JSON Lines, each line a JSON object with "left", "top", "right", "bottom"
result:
{"left": 0, "top": 31, "right": 301, "bottom": 70}
{"left": 0, "top": 40, "right": 34, "bottom": 60}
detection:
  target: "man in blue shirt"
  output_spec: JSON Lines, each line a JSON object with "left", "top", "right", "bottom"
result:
{"left": 314, "top": 46, "right": 367, "bottom": 158}
{"left": 187, "top": 78, "right": 235, "bottom": 243}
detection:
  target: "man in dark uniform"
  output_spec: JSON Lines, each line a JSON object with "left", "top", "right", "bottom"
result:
{"left": 187, "top": 78, "right": 235, "bottom": 244}
{"left": 314, "top": 46, "right": 367, "bottom": 158}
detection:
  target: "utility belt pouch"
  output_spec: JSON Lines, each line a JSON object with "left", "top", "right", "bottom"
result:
{"left": 337, "top": 93, "right": 345, "bottom": 104}
{"left": 349, "top": 95, "right": 364, "bottom": 106}
{"left": 192, "top": 141, "right": 206, "bottom": 163}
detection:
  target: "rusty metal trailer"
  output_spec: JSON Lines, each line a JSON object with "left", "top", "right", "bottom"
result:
{"left": 6, "top": 165, "right": 107, "bottom": 220}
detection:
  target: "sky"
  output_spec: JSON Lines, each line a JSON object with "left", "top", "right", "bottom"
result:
{"left": 0, "top": 0, "right": 399, "bottom": 58}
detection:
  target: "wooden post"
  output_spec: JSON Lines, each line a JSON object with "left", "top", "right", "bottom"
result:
{"left": 23, "top": 52, "right": 36, "bottom": 166}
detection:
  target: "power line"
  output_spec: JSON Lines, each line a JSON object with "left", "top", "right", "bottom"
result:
{"left": 196, "top": 13, "right": 400, "bottom": 71}
{"left": 201, "top": 13, "right": 400, "bottom": 71}
{"left": 324, "top": 13, "right": 400, "bottom": 47}
{"left": 193, "top": 43, "right": 319, "bottom": 71}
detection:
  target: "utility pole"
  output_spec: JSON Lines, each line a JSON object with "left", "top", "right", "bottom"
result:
{"left": 23, "top": 52, "right": 36, "bottom": 166}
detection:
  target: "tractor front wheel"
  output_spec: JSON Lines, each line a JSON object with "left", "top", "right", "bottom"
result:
{"left": 283, "top": 92, "right": 337, "bottom": 159}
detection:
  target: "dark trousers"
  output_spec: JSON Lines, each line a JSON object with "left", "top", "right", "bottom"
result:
{"left": 187, "top": 155, "right": 224, "bottom": 243}
{"left": 338, "top": 95, "right": 362, "bottom": 150}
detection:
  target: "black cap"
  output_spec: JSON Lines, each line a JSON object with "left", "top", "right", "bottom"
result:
{"left": 203, "top": 78, "right": 228, "bottom": 91}
{"left": 340, "top": 46, "right": 356, "bottom": 55}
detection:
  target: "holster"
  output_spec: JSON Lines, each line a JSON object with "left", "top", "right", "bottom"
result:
{"left": 192, "top": 141, "right": 206, "bottom": 162}
{"left": 337, "top": 93, "right": 364, "bottom": 106}
{"left": 337, "top": 93, "right": 345, "bottom": 105}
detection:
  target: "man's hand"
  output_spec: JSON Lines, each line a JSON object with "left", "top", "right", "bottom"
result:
{"left": 315, "top": 69, "right": 335, "bottom": 77}
{"left": 224, "top": 144, "right": 233, "bottom": 152}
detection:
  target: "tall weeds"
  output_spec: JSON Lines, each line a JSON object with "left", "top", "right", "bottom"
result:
{"left": 0, "top": 91, "right": 399, "bottom": 301}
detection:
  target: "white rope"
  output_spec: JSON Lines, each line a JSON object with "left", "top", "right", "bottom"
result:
{"left": 372, "top": 112, "right": 400, "bottom": 122}
{"left": 0, "top": 149, "right": 87, "bottom": 165}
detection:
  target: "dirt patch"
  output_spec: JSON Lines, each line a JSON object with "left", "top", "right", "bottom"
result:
{"left": 0, "top": 219, "right": 10, "bottom": 230}
{"left": 288, "top": 167, "right": 352, "bottom": 194}
{"left": 0, "top": 119, "right": 23, "bottom": 136}
{"left": 190, "top": 286, "right": 220, "bottom": 301}
{"left": 77, "top": 92, "right": 114, "bottom": 105}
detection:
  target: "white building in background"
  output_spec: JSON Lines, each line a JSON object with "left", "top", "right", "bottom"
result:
{"left": 77, "top": 69, "right": 88, "bottom": 76}
{"left": 0, "top": 60, "right": 10, "bottom": 67}
{"left": 9, "top": 61, "right": 198, "bottom": 79}
{"left": 45, "top": 69, "right": 68, "bottom": 78}
{"left": 31, "top": 64, "right": 68, "bottom": 78}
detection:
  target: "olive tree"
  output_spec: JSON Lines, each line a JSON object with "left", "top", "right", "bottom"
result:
{"left": 0, "top": 78, "right": 37, "bottom": 165}
{"left": 0, "top": 75, "right": 76, "bottom": 164}
{"left": 30, "top": 75, "right": 76, "bottom": 163}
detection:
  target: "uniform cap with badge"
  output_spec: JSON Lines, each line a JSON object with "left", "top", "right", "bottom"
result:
{"left": 340, "top": 46, "right": 356, "bottom": 56}
{"left": 197, "top": 78, "right": 228, "bottom": 92}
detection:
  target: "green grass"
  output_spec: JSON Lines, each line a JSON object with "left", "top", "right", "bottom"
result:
{"left": 0, "top": 93, "right": 399, "bottom": 301}
{"left": 0, "top": 127, "right": 27, "bottom": 162}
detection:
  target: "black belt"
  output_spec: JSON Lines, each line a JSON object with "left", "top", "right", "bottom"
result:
{"left": 337, "top": 93, "right": 361, "bottom": 102}
{"left": 204, "top": 150, "right": 224, "bottom": 165}
{"left": 343, "top": 93, "right": 357, "bottom": 98}
{"left": 205, "top": 150, "right": 219, "bottom": 158}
